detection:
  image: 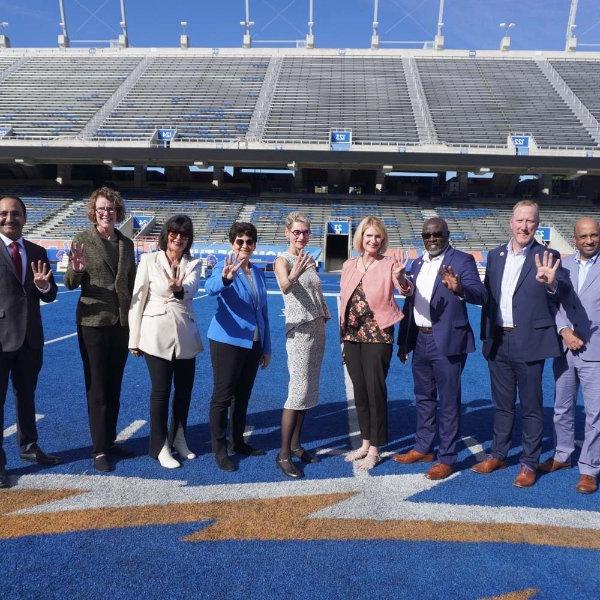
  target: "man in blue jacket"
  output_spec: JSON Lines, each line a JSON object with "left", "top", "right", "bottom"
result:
{"left": 394, "top": 217, "right": 487, "bottom": 480}
{"left": 473, "top": 200, "right": 567, "bottom": 488}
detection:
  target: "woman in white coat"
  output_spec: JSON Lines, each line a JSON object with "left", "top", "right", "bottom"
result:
{"left": 128, "top": 215, "right": 203, "bottom": 468}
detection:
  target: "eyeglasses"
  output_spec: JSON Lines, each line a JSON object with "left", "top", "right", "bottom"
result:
{"left": 168, "top": 230, "right": 189, "bottom": 240}
{"left": 234, "top": 238, "right": 256, "bottom": 247}
{"left": 96, "top": 207, "right": 116, "bottom": 214}
{"left": 422, "top": 231, "right": 445, "bottom": 240}
{"left": 290, "top": 229, "right": 310, "bottom": 238}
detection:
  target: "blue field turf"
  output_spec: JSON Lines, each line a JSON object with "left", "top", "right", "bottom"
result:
{"left": 1, "top": 272, "right": 599, "bottom": 599}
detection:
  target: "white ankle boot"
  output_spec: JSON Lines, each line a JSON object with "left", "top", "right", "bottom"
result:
{"left": 157, "top": 441, "right": 181, "bottom": 469}
{"left": 172, "top": 426, "right": 196, "bottom": 460}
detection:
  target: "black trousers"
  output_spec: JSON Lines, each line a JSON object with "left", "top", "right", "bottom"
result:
{"left": 78, "top": 324, "right": 129, "bottom": 456}
{"left": 209, "top": 339, "right": 262, "bottom": 456}
{"left": 144, "top": 352, "right": 196, "bottom": 458}
{"left": 343, "top": 341, "right": 393, "bottom": 447}
{"left": 487, "top": 328, "right": 545, "bottom": 470}
{"left": 0, "top": 341, "right": 43, "bottom": 469}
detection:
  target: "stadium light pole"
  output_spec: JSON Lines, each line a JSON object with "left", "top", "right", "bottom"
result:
{"left": 371, "top": 0, "right": 379, "bottom": 49}
{"left": 241, "top": 0, "right": 254, "bottom": 48}
{"left": 57, "top": 0, "right": 69, "bottom": 47}
{"left": 434, "top": 0, "right": 445, "bottom": 50}
{"left": 180, "top": 21, "right": 190, "bottom": 49}
{"left": 566, "top": 0, "right": 579, "bottom": 51}
{"left": 118, "top": 0, "right": 129, "bottom": 48}
{"left": 499, "top": 22, "right": 515, "bottom": 51}
{"left": 306, "top": 0, "right": 315, "bottom": 49}
{"left": 0, "top": 21, "right": 9, "bottom": 49}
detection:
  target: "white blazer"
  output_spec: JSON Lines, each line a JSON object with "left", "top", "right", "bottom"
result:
{"left": 128, "top": 251, "right": 203, "bottom": 360}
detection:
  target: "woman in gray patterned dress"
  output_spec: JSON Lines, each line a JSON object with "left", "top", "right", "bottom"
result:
{"left": 273, "top": 212, "right": 330, "bottom": 478}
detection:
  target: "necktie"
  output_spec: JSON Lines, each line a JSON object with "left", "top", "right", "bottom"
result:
{"left": 9, "top": 241, "right": 23, "bottom": 284}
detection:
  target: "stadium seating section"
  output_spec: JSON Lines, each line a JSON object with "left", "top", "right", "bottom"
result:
{"left": 0, "top": 51, "right": 599, "bottom": 148}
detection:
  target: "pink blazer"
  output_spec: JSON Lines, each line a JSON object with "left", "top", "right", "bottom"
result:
{"left": 339, "top": 256, "right": 410, "bottom": 331}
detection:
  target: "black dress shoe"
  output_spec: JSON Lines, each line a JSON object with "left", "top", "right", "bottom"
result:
{"left": 93, "top": 454, "right": 113, "bottom": 472}
{"left": 0, "top": 469, "right": 10, "bottom": 489}
{"left": 233, "top": 444, "right": 266, "bottom": 457}
{"left": 20, "top": 444, "right": 62, "bottom": 466}
{"left": 107, "top": 444, "right": 135, "bottom": 458}
{"left": 215, "top": 454, "right": 236, "bottom": 472}
{"left": 291, "top": 447, "right": 320, "bottom": 464}
{"left": 276, "top": 455, "right": 303, "bottom": 479}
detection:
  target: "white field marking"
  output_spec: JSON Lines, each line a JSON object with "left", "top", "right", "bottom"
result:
{"left": 3, "top": 414, "right": 44, "bottom": 438}
{"left": 115, "top": 420, "right": 147, "bottom": 442}
{"left": 193, "top": 294, "right": 208, "bottom": 300}
{"left": 336, "top": 294, "right": 367, "bottom": 478}
{"left": 315, "top": 446, "right": 347, "bottom": 457}
{"left": 40, "top": 300, "right": 56, "bottom": 307}
{"left": 11, "top": 471, "right": 600, "bottom": 535}
{"left": 461, "top": 435, "right": 487, "bottom": 461}
{"left": 44, "top": 332, "right": 77, "bottom": 345}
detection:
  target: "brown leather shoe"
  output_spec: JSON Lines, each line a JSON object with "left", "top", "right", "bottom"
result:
{"left": 393, "top": 449, "right": 434, "bottom": 464}
{"left": 576, "top": 474, "right": 598, "bottom": 494}
{"left": 514, "top": 465, "right": 537, "bottom": 488}
{"left": 426, "top": 462, "right": 455, "bottom": 480}
{"left": 538, "top": 457, "right": 571, "bottom": 473}
{"left": 471, "top": 456, "right": 507, "bottom": 474}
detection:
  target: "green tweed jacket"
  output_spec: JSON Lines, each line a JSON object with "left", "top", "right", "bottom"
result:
{"left": 64, "top": 226, "right": 136, "bottom": 327}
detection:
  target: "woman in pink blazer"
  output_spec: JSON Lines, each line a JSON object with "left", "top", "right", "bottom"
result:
{"left": 340, "top": 216, "right": 412, "bottom": 470}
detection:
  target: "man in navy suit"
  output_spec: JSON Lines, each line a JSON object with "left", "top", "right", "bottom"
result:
{"left": 473, "top": 200, "right": 566, "bottom": 488}
{"left": 0, "top": 196, "right": 60, "bottom": 489}
{"left": 394, "top": 217, "right": 487, "bottom": 480}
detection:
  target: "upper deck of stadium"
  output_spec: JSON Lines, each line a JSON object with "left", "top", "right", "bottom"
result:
{"left": 0, "top": 46, "right": 600, "bottom": 168}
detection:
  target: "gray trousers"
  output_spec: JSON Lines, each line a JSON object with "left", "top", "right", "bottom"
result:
{"left": 552, "top": 351, "right": 600, "bottom": 477}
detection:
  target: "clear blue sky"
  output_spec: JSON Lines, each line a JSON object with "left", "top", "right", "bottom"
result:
{"left": 1, "top": 0, "right": 600, "bottom": 50}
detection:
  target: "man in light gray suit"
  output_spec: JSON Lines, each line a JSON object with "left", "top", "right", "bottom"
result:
{"left": 539, "top": 217, "right": 600, "bottom": 494}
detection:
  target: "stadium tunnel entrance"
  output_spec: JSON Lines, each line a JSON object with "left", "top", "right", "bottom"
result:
{"left": 324, "top": 219, "right": 351, "bottom": 272}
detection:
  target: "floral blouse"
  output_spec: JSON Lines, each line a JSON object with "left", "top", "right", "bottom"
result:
{"left": 342, "top": 282, "right": 394, "bottom": 344}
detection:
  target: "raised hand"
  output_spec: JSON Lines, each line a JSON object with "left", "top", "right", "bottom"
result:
{"left": 69, "top": 242, "right": 86, "bottom": 272}
{"left": 535, "top": 251, "right": 561, "bottom": 285}
{"left": 440, "top": 265, "right": 462, "bottom": 294}
{"left": 289, "top": 250, "right": 313, "bottom": 283}
{"left": 31, "top": 260, "right": 52, "bottom": 289}
{"left": 163, "top": 261, "right": 184, "bottom": 292}
{"left": 561, "top": 328, "right": 584, "bottom": 352}
{"left": 222, "top": 253, "right": 243, "bottom": 281}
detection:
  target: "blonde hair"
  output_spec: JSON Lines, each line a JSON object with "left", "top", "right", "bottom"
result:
{"left": 353, "top": 216, "right": 388, "bottom": 254}
{"left": 512, "top": 200, "right": 539, "bottom": 217}
{"left": 285, "top": 211, "right": 311, "bottom": 230}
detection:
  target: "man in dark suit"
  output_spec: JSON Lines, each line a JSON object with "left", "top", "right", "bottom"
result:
{"left": 0, "top": 195, "right": 60, "bottom": 488}
{"left": 473, "top": 200, "right": 566, "bottom": 488}
{"left": 394, "top": 218, "right": 487, "bottom": 479}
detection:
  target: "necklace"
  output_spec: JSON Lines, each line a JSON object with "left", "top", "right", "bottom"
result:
{"left": 361, "top": 254, "right": 377, "bottom": 272}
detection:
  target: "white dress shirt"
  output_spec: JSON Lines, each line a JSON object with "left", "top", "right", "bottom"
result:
{"left": 413, "top": 251, "right": 445, "bottom": 327}
{"left": 497, "top": 239, "right": 534, "bottom": 327}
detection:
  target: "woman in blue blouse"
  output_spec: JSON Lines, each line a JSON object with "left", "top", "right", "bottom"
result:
{"left": 205, "top": 222, "right": 271, "bottom": 472}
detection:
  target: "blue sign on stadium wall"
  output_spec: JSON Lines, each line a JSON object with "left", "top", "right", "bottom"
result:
{"left": 133, "top": 215, "right": 152, "bottom": 229}
{"left": 157, "top": 128, "right": 177, "bottom": 141}
{"left": 536, "top": 226, "right": 551, "bottom": 242}
{"left": 327, "top": 221, "right": 350, "bottom": 235}
{"left": 330, "top": 130, "right": 352, "bottom": 151}
{"left": 189, "top": 243, "right": 322, "bottom": 265}
{"left": 511, "top": 136, "right": 530, "bottom": 156}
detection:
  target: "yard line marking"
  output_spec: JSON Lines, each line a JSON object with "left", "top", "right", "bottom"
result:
{"left": 336, "top": 294, "right": 367, "bottom": 478}
{"left": 45, "top": 332, "right": 77, "bottom": 345}
{"left": 116, "top": 420, "right": 147, "bottom": 442}
{"left": 193, "top": 294, "right": 208, "bottom": 300}
{"left": 461, "top": 435, "right": 487, "bottom": 461}
{"left": 4, "top": 414, "right": 44, "bottom": 437}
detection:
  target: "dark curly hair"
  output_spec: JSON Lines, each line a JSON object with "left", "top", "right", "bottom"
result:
{"left": 228, "top": 221, "right": 257, "bottom": 244}
{"left": 159, "top": 214, "right": 194, "bottom": 257}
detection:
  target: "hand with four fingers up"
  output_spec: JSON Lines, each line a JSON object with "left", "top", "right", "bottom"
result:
{"left": 31, "top": 260, "right": 53, "bottom": 292}
{"left": 440, "top": 265, "right": 463, "bottom": 295}
{"left": 535, "top": 250, "right": 561, "bottom": 288}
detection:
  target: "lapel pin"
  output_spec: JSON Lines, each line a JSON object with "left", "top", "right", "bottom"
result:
{"left": 500, "top": 252, "right": 505, "bottom": 256}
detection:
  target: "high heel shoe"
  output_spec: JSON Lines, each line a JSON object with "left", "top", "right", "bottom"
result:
{"left": 172, "top": 426, "right": 196, "bottom": 460}
{"left": 291, "top": 447, "right": 320, "bottom": 464}
{"left": 157, "top": 442, "right": 181, "bottom": 469}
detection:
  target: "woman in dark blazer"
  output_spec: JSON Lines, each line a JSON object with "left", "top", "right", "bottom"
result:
{"left": 64, "top": 186, "right": 136, "bottom": 473}
{"left": 205, "top": 222, "right": 271, "bottom": 472}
